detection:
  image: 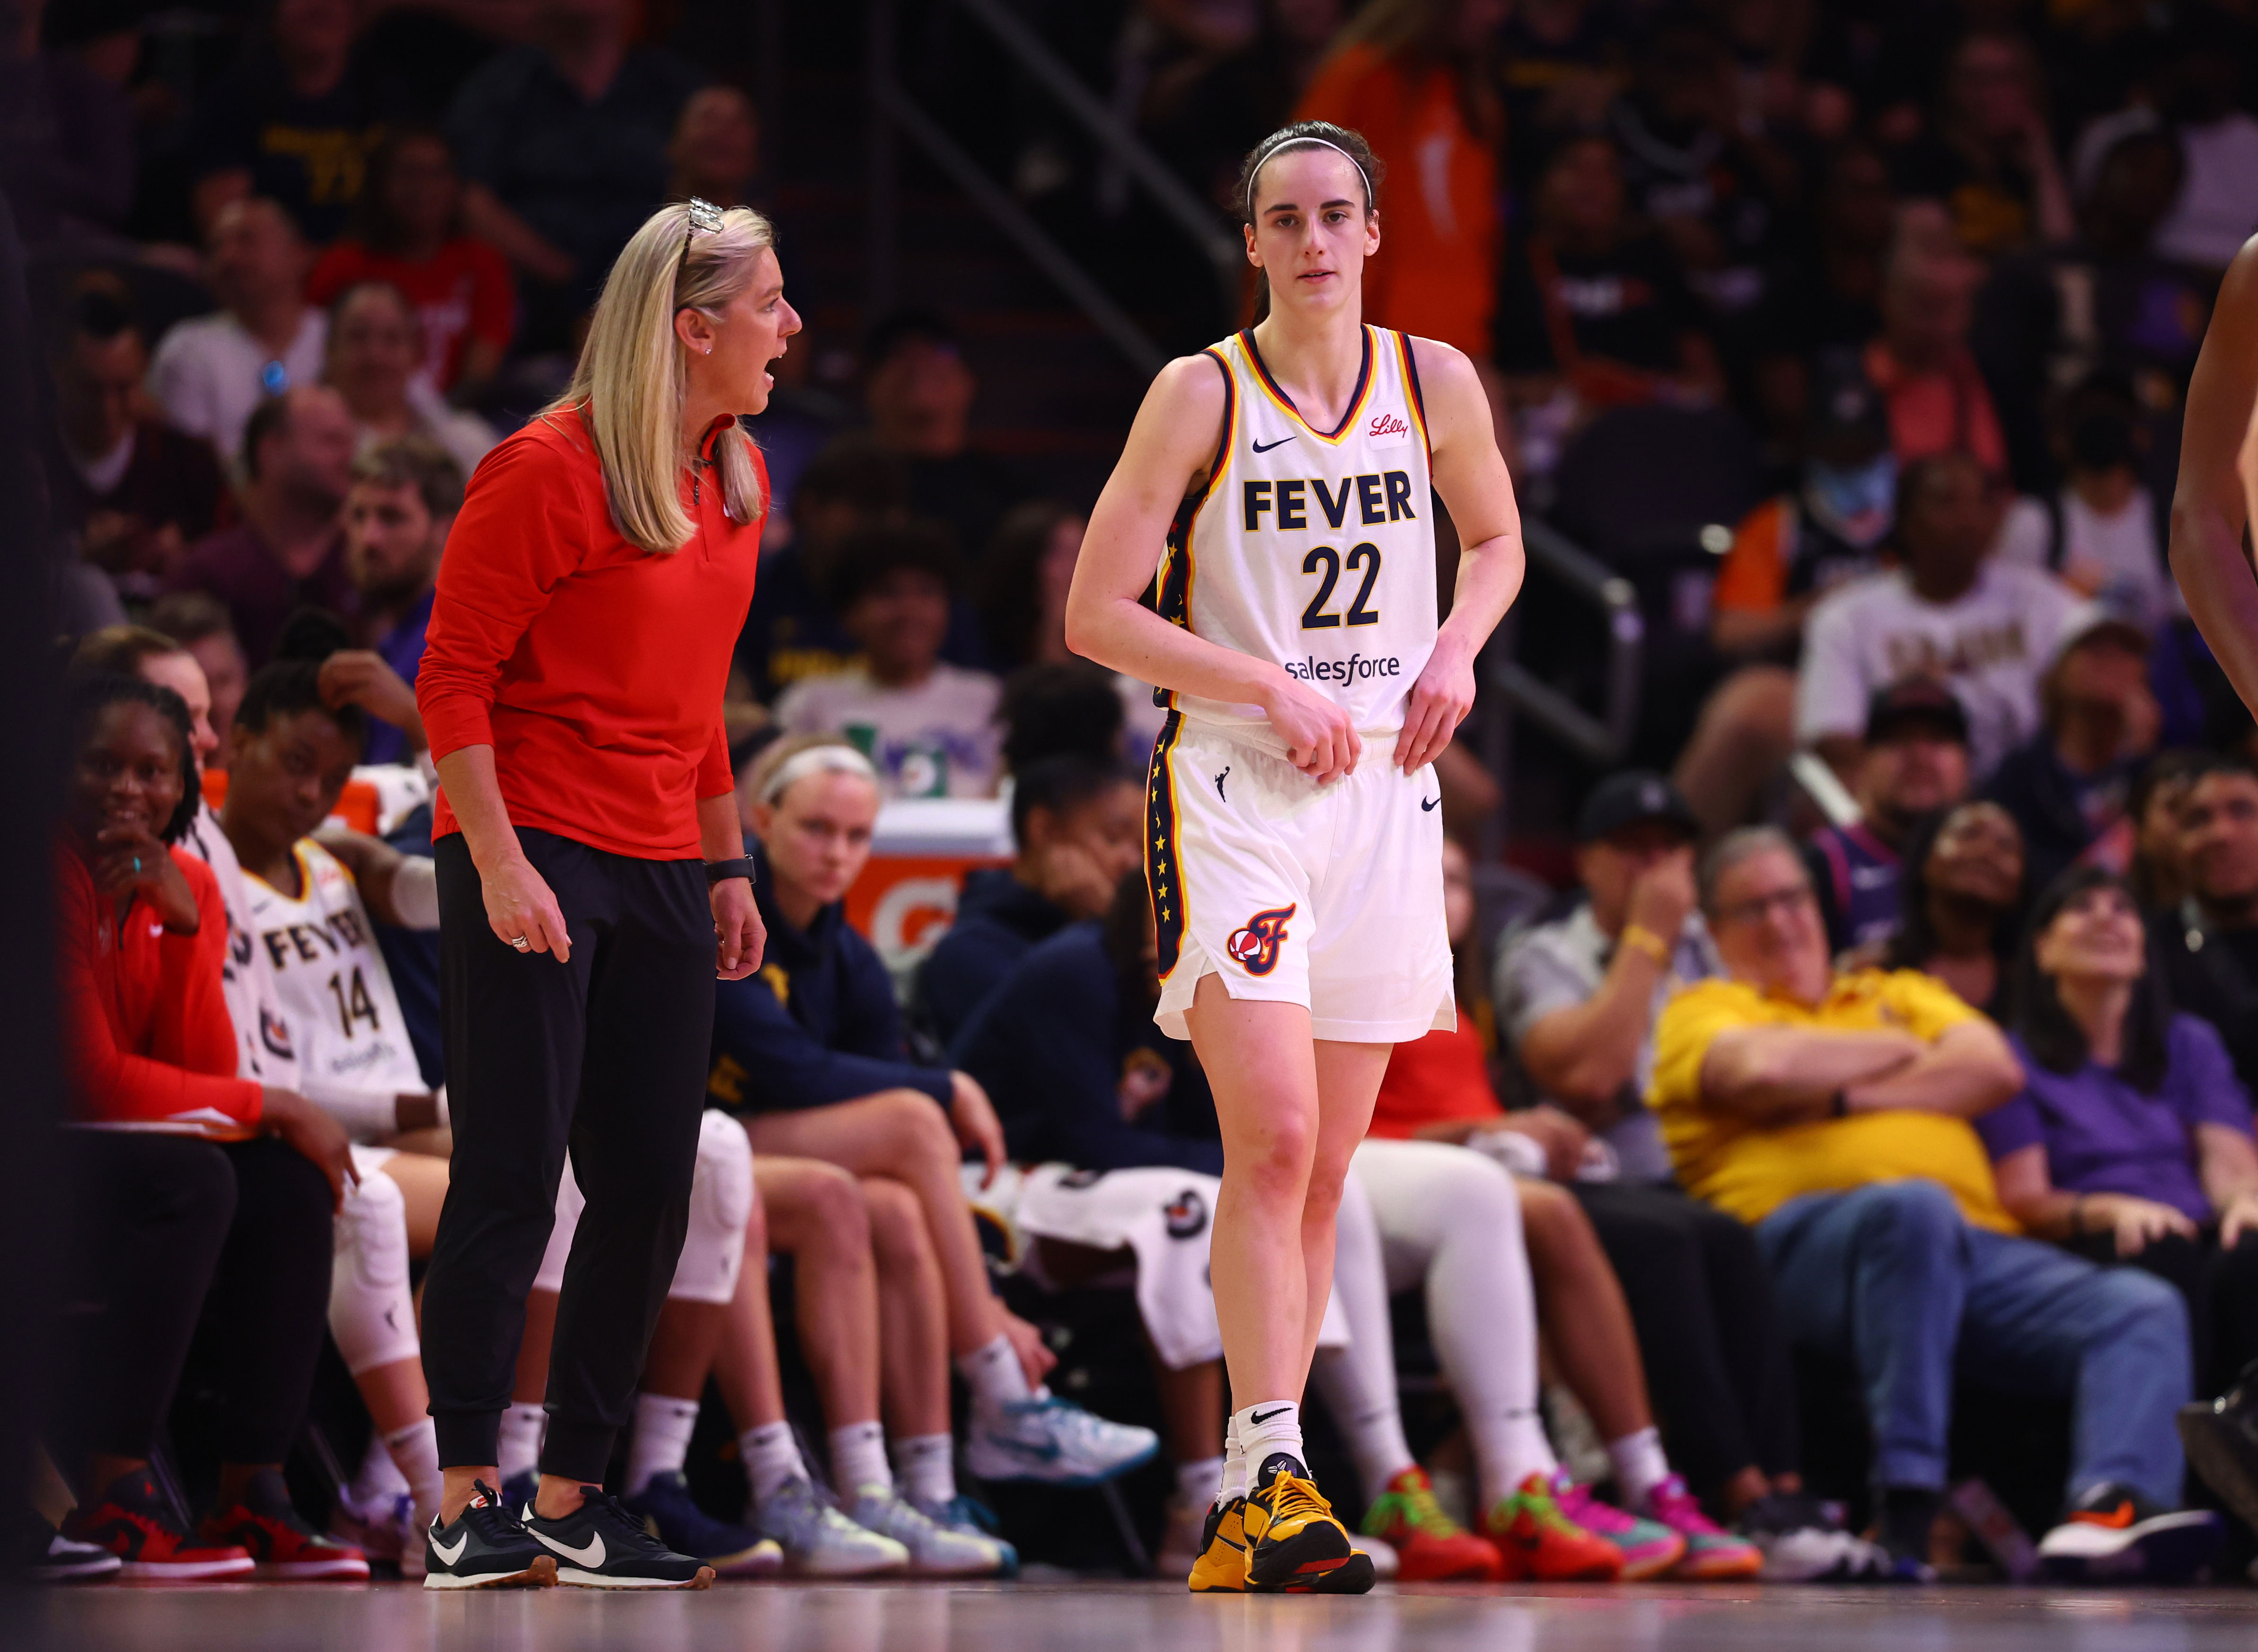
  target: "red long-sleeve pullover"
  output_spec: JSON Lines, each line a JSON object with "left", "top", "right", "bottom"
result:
{"left": 58, "top": 844, "right": 263, "bottom": 1132}
{"left": 416, "top": 408, "right": 765, "bottom": 858}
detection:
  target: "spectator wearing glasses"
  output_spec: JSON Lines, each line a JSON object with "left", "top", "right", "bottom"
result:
{"left": 1651, "top": 826, "right": 2214, "bottom": 1582}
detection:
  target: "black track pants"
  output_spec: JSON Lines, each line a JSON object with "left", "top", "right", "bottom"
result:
{"left": 420, "top": 828, "right": 714, "bottom": 1481}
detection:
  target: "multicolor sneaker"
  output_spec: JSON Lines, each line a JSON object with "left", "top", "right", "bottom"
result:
{"left": 846, "top": 1485, "right": 1007, "bottom": 1577}
{"left": 623, "top": 1471, "right": 782, "bottom": 1577}
{"left": 752, "top": 1476, "right": 908, "bottom": 1577}
{"left": 328, "top": 1485, "right": 411, "bottom": 1566}
{"left": 1243, "top": 1454, "right": 1374, "bottom": 1594}
{"left": 64, "top": 1467, "right": 253, "bottom": 1581}
{"left": 909, "top": 1493, "right": 1019, "bottom": 1577}
{"left": 1642, "top": 1475, "right": 1763, "bottom": 1580}
{"left": 965, "top": 1394, "right": 1159, "bottom": 1486}
{"left": 1480, "top": 1472, "right": 1623, "bottom": 1581}
{"left": 200, "top": 1469, "right": 370, "bottom": 1580}
{"left": 1552, "top": 1474, "right": 1685, "bottom": 1581}
{"left": 1187, "top": 1497, "right": 1250, "bottom": 1592}
{"left": 2037, "top": 1480, "right": 2223, "bottom": 1583}
{"left": 1361, "top": 1466, "right": 1502, "bottom": 1581}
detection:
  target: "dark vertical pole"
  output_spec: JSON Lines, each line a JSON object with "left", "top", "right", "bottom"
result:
{"left": 865, "top": 0, "right": 899, "bottom": 326}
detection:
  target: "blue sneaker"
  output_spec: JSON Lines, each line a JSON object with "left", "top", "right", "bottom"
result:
{"left": 622, "top": 1472, "right": 782, "bottom": 1577}
{"left": 913, "top": 1493, "right": 1019, "bottom": 1577}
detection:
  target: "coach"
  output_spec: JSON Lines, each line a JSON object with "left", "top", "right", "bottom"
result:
{"left": 414, "top": 200, "right": 796, "bottom": 1536}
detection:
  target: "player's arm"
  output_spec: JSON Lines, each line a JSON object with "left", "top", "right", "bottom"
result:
{"left": 1065, "top": 354, "right": 1362, "bottom": 782}
{"left": 2170, "top": 235, "right": 2258, "bottom": 718}
{"left": 314, "top": 827, "right": 439, "bottom": 930}
{"left": 1404, "top": 337, "right": 1526, "bottom": 774}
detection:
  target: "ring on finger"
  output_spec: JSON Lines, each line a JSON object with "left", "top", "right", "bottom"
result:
{"left": 509, "top": 935, "right": 531, "bottom": 952}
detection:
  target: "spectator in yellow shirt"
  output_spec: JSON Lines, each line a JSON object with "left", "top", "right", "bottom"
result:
{"left": 1649, "top": 827, "right": 2213, "bottom": 1582}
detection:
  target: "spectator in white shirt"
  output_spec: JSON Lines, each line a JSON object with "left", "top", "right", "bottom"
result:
{"left": 1797, "top": 450, "right": 2093, "bottom": 782}
{"left": 148, "top": 198, "right": 327, "bottom": 468}
{"left": 774, "top": 521, "right": 1003, "bottom": 797}
{"left": 1994, "top": 371, "right": 2174, "bottom": 631}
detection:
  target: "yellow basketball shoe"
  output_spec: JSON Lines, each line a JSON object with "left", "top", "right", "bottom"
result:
{"left": 1187, "top": 1497, "right": 1250, "bottom": 1593}
{"left": 1243, "top": 1460, "right": 1375, "bottom": 1594}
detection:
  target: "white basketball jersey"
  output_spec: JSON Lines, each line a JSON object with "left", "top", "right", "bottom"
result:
{"left": 1156, "top": 325, "right": 1438, "bottom": 754}
{"left": 178, "top": 801, "right": 300, "bottom": 1089}
{"left": 242, "top": 839, "right": 423, "bottom": 1101}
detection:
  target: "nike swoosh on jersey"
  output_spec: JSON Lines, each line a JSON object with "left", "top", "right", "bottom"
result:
{"left": 430, "top": 1531, "right": 469, "bottom": 1565}
{"left": 531, "top": 1528, "right": 606, "bottom": 1567}
{"left": 1252, "top": 435, "right": 1295, "bottom": 453}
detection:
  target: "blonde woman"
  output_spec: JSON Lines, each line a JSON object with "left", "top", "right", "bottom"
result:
{"left": 412, "top": 199, "right": 796, "bottom": 1590}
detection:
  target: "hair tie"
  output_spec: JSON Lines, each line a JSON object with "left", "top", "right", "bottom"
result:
{"left": 1247, "top": 135, "right": 1372, "bottom": 221}
{"left": 760, "top": 742, "right": 879, "bottom": 805}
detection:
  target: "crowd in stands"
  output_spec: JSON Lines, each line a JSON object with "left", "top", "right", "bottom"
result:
{"left": 17, "top": 0, "right": 2258, "bottom": 1597}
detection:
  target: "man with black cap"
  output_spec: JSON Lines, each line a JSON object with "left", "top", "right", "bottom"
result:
{"left": 1495, "top": 770, "right": 1720, "bottom": 1186}
{"left": 1674, "top": 351, "right": 1900, "bottom": 837}
{"left": 1804, "top": 678, "right": 1972, "bottom": 954}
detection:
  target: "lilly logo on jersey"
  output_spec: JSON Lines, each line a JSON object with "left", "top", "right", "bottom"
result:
{"left": 1365, "top": 410, "right": 1411, "bottom": 447}
{"left": 1225, "top": 903, "right": 1297, "bottom": 977}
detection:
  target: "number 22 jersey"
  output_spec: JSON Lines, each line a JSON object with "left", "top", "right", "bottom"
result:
{"left": 1155, "top": 325, "right": 1437, "bottom": 756}
{"left": 241, "top": 839, "right": 424, "bottom": 1112}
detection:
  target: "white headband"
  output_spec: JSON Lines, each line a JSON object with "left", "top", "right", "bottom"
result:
{"left": 760, "top": 742, "right": 878, "bottom": 804}
{"left": 1247, "top": 135, "right": 1372, "bottom": 221}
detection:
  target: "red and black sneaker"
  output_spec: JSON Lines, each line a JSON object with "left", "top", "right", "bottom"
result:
{"left": 199, "top": 1468, "right": 370, "bottom": 1581}
{"left": 63, "top": 1467, "right": 254, "bottom": 1581}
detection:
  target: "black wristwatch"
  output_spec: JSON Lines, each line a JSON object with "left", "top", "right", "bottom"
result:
{"left": 704, "top": 856, "right": 757, "bottom": 887}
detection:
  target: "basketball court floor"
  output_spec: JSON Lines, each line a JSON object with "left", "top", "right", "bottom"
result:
{"left": 14, "top": 1579, "right": 2258, "bottom": 1652}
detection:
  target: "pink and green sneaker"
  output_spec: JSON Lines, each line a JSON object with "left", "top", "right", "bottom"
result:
{"left": 1642, "top": 1475, "right": 1763, "bottom": 1580}
{"left": 1551, "top": 1473, "right": 1685, "bottom": 1581}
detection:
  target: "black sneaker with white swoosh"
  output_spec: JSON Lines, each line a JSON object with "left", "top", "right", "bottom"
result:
{"left": 421, "top": 1481, "right": 557, "bottom": 1590}
{"left": 523, "top": 1487, "right": 714, "bottom": 1589}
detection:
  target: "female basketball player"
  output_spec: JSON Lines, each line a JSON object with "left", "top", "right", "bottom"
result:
{"left": 1064, "top": 119, "right": 1526, "bottom": 1593}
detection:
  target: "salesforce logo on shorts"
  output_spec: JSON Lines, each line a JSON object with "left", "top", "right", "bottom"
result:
{"left": 1282, "top": 652, "right": 1402, "bottom": 683}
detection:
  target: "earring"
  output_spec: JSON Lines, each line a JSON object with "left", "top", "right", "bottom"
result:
{"left": 703, "top": 343, "right": 713, "bottom": 354}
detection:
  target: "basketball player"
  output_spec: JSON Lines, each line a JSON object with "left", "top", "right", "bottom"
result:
{"left": 1064, "top": 120, "right": 1526, "bottom": 1593}
{"left": 2171, "top": 235, "right": 2258, "bottom": 714}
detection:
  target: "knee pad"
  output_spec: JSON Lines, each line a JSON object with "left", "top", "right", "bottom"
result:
{"left": 669, "top": 1111, "right": 753, "bottom": 1305}
{"left": 331, "top": 1164, "right": 419, "bottom": 1374}
{"left": 532, "top": 1163, "right": 586, "bottom": 1297}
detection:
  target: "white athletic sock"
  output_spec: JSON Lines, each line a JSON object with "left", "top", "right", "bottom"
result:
{"left": 831, "top": 1420, "right": 893, "bottom": 1495}
{"left": 1476, "top": 1408, "right": 1559, "bottom": 1510}
{"left": 385, "top": 1419, "right": 444, "bottom": 1534}
{"left": 624, "top": 1393, "right": 701, "bottom": 1497}
{"left": 351, "top": 1431, "right": 410, "bottom": 1506}
{"left": 956, "top": 1333, "right": 1032, "bottom": 1414}
{"left": 895, "top": 1433, "right": 956, "bottom": 1507}
{"left": 1234, "top": 1401, "right": 1305, "bottom": 1486}
{"left": 1608, "top": 1427, "right": 1671, "bottom": 1511}
{"left": 1220, "top": 1413, "right": 1246, "bottom": 1506}
{"left": 1179, "top": 1455, "right": 1224, "bottom": 1514}
{"left": 497, "top": 1402, "right": 546, "bottom": 1485}
{"left": 741, "top": 1421, "right": 807, "bottom": 1506}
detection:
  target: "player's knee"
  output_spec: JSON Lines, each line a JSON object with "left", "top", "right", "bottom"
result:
{"left": 876, "top": 1088, "right": 958, "bottom": 1166}
{"left": 671, "top": 1112, "right": 755, "bottom": 1304}
{"left": 796, "top": 1164, "right": 873, "bottom": 1256}
{"left": 331, "top": 1171, "right": 418, "bottom": 1373}
{"left": 861, "top": 1176, "right": 931, "bottom": 1268}
{"left": 1232, "top": 1115, "right": 1315, "bottom": 1205}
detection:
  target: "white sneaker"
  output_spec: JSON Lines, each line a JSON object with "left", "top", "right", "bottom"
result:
{"left": 964, "top": 1395, "right": 1159, "bottom": 1486}
{"left": 847, "top": 1486, "right": 1006, "bottom": 1577}
{"left": 1351, "top": 1530, "right": 1399, "bottom": 1580}
{"left": 752, "top": 1478, "right": 908, "bottom": 1577}
{"left": 1755, "top": 1524, "right": 1892, "bottom": 1582}
{"left": 330, "top": 1487, "right": 411, "bottom": 1567}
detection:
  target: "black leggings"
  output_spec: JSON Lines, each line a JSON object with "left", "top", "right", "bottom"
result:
{"left": 420, "top": 828, "right": 715, "bottom": 1482}
{"left": 56, "top": 1131, "right": 333, "bottom": 1466}
{"left": 2066, "top": 1227, "right": 2258, "bottom": 1394}
{"left": 1570, "top": 1182, "right": 1800, "bottom": 1497}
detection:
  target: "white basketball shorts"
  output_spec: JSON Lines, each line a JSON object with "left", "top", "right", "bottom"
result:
{"left": 1147, "top": 712, "right": 1453, "bottom": 1044}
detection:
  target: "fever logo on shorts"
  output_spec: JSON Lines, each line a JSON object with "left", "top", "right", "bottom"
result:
{"left": 1224, "top": 903, "right": 1297, "bottom": 977}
